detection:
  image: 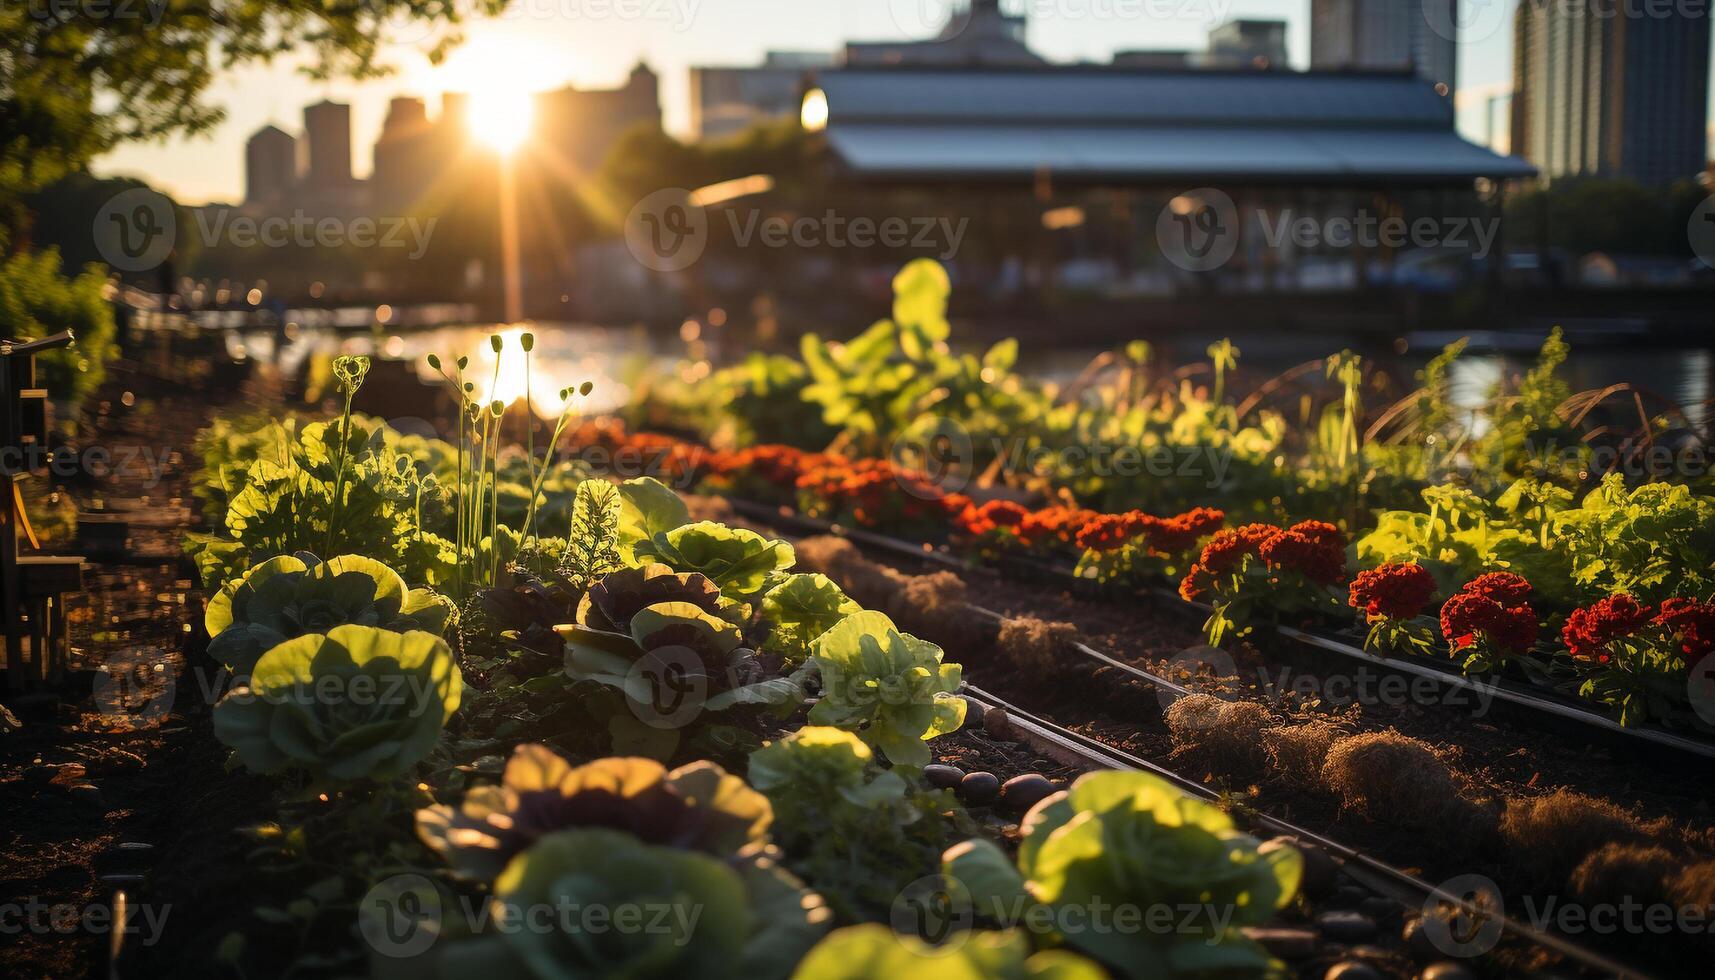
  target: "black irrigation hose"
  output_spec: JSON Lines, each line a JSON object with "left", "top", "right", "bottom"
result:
{"left": 723, "top": 497, "right": 1715, "bottom": 762}
{"left": 957, "top": 685, "right": 1647, "bottom": 980}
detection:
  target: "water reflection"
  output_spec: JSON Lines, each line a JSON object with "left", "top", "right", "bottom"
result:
{"left": 224, "top": 322, "right": 653, "bottom": 416}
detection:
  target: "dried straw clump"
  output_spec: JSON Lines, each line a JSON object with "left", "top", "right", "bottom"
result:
{"left": 1569, "top": 844, "right": 1678, "bottom": 909}
{"left": 1319, "top": 731, "right": 1465, "bottom": 828}
{"left": 996, "top": 617, "right": 1077, "bottom": 671}
{"left": 1499, "top": 789, "right": 1664, "bottom": 885}
{"left": 793, "top": 536, "right": 899, "bottom": 607}
{"left": 1164, "top": 694, "right": 1274, "bottom": 775}
{"left": 1263, "top": 719, "right": 1343, "bottom": 791}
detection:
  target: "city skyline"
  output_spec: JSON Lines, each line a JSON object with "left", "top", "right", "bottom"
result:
{"left": 94, "top": 0, "right": 1715, "bottom": 204}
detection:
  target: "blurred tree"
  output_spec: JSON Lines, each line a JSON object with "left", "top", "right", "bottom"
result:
{"left": 1504, "top": 177, "right": 1706, "bottom": 256}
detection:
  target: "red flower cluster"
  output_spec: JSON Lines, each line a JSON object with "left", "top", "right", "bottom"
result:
{"left": 1561, "top": 594, "right": 1652, "bottom": 664}
{"left": 1178, "top": 523, "right": 1280, "bottom": 603}
{"left": 1074, "top": 511, "right": 1149, "bottom": 552}
{"left": 1017, "top": 506, "right": 1099, "bottom": 548}
{"left": 952, "top": 499, "right": 1031, "bottom": 537}
{"left": 1258, "top": 520, "right": 1346, "bottom": 585}
{"left": 1656, "top": 598, "right": 1715, "bottom": 658}
{"left": 1440, "top": 576, "right": 1538, "bottom": 656}
{"left": 1461, "top": 572, "right": 1533, "bottom": 607}
{"left": 1349, "top": 563, "right": 1438, "bottom": 619}
{"left": 1149, "top": 507, "right": 1226, "bottom": 554}
{"left": 795, "top": 457, "right": 942, "bottom": 526}
{"left": 719, "top": 444, "right": 817, "bottom": 490}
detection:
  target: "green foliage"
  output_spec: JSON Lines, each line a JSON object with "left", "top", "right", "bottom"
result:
{"left": 806, "top": 611, "right": 965, "bottom": 768}
{"left": 639, "top": 521, "right": 797, "bottom": 601}
{"left": 559, "top": 478, "right": 623, "bottom": 587}
{"left": 0, "top": 248, "right": 117, "bottom": 410}
{"left": 750, "top": 727, "right": 957, "bottom": 922}
{"left": 760, "top": 574, "right": 862, "bottom": 667}
{"left": 204, "top": 553, "right": 454, "bottom": 674}
{"left": 437, "top": 828, "right": 827, "bottom": 980}
{"left": 212, "top": 625, "right": 462, "bottom": 783}
{"left": 943, "top": 770, "right": 1301, "bottom": 978}
{"left": 791, "top": 925, "right": 1104, "bottom": 980}
{"left": 617, "top": 476, "right": 693, "bottom": 564}
{"left": 417, "top": 744, "right": 771, "bottom": 881}
{"left": 1553, "top": 475, "right": 1715, "bottom": 603}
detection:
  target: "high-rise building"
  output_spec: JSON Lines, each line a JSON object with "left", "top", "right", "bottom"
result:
{"left": 844, "top": 0, "right": 1042, "bottom": 67}
{"left": 1510, "top": 3, "right": 1711, "bottom": 185}
{"left": 533, "top": 63, "right": 661, "bottom": 172}
{"left": 301, "top": 99, "right": 355, "bottom": 191}
{"left": 372, "top": 96, "right": 439, "bottom": 209}
{"left": 1204, "top": 19, "right": 1288, "bottom": 70}
{"left": 244, "top": 124, "right": 296, "bottom": 206}
{"left": 1310, "top": 0, "right": 1457, "bottom": 94}
{"left": 690, "top": 51, "right": 836, "bottom": 142}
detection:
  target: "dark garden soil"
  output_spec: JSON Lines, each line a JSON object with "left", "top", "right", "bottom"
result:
{"left": 0, "top": 357, "right": 272, "bottom": 979}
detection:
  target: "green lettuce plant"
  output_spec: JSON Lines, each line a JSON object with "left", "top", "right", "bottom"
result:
{"left": 749, "top": 726, "right": 957, "bottom": 921}
{"left": 637, "top": 520, "right": 797, "bottom": 602}
{"left": 212, "top": 624, "right": 463, "bottom": 783}
{"left": 204, "top": 553, "right": 454, "bottom": 674}
{"left": 941, "top": 770, "right": 1301, "bottom": 978}
{"left": 790, "top": 924, "right": 1103, "bottom": 980}
{"left": 418, "top": 744, "right": 771, "bottom": 880}
{"left": 434, "top": 828, "right": 829, "bottom": 980}
{"left": 760, "top": 574, "right": 862, "bottom": 667}
{"left": 807, "top": 611, "right": 965, "bottom": 768}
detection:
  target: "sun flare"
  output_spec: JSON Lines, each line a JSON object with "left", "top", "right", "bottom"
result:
{"left": 469, "top": 89, "right": 533, "bottom": 153}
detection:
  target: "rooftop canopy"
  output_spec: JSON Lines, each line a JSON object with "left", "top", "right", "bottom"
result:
{"left": 807, "top": 67, "right": 1537, "bottom": 186}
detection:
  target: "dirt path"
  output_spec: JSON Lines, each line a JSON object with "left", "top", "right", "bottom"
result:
{"left": 0, "top": 358, "right": 251, "bottom": 978}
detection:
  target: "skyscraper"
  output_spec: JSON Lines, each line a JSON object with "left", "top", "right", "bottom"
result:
{"left": 301, "top": 99, "right": 355, "bottom": 192}
{"left": 244, "top": 125, "right": 296, "bottom": 206}
{"left": 1310, "top": 0, "right": 1457, "bottom": 94}
{"left": 1510, "top": 3, "right": 1711, "bottom": 185}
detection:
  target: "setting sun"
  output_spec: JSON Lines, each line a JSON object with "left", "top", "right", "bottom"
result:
{"left": 468, "top": 88, "right": 534, "bottom": 152}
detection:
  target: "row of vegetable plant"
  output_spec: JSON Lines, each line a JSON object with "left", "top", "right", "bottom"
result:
{"left": 177, "top": 353, "right": 1310, "bottom": 979}
{"left": 581, "top": 260, "right": 1715, "bottom": 729}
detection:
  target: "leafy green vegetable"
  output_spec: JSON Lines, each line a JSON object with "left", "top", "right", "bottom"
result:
{"left": 790, "top": 925, "right": 1104, "bottom": 980}
{"left": 417, "top": 744, "right": 770, "bottom": 881}
{"left": 204, "top": 553, "right": 453, "bottom": 674}
{"left": 559, "top": 478, "right": 624, "bottom": 587}
{"left": 617, "top": 476, "right": 692, "bottom": 564}
{"left": 749, "top": 727, "right": 959, "bottom": 923}
{"left": 807, "top": 611, "right": 965, "bottom": 768}
{"left": 760, "top": 574, "right": 862, "bottom": 666}
{"left": 639, "top": 521, "right": 797, "bottom": 601}
{"left": 942, "top": 770, "right": 1301, "bottom": 978}
{"left": 212, "top": 625, "right": 462, "bottom": 783}
{"left": 436, "top": 829, "right": 828, "bottom": 980}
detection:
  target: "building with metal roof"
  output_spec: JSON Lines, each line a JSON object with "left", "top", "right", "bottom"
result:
{"left": 806, "top": 66, "right": 1535, "bottom": 187}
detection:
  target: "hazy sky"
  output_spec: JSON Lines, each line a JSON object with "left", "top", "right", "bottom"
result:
{"left": 95, "top": 0, "right": 1712, "bottom": 204}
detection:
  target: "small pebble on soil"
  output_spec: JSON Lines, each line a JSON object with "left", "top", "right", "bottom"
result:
{"left": 1317, "top": 910, "right": 1378, "bottom": 942}
{"left": 1418, "top": 962, "right": 1476, "bottom": 980}
{"left": 981, "top": 707, "right": 1013, "bottom": 739}
{"left": 924, "top": 764, "right": 965, "bottom": 789}
{"left": 999, "top": 774, "right": 1055, "bottom": 813}
{"left": 1323, "top": 961, "right": 1386, "bottom": 980}
{"left": 959, "top": 771, "right": 1000, "bottom": 805}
